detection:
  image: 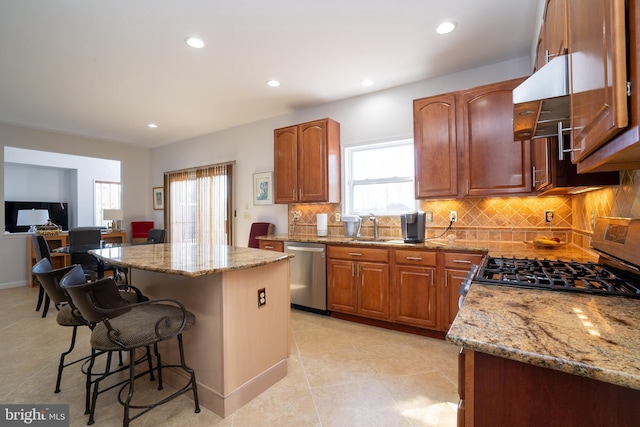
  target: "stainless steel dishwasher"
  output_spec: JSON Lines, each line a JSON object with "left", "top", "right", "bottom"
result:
{"left": 285, "top": 241, "right": 328, "bottom": 314}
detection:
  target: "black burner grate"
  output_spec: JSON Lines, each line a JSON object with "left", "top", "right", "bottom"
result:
{"left": 475, "top": 257, "right": 640, "bottom": 298}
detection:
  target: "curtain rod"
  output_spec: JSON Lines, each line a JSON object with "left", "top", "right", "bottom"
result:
{"left": 164, "top": 160, "right": 236, "bottom": 175}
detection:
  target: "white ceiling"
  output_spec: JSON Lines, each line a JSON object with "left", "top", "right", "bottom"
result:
{"left": 0, "top": 0, "right": 542, "bottom": 148}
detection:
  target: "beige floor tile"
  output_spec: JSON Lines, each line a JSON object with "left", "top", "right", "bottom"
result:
{"left": 0, "top": 285, "right": 458, "bottom": 426}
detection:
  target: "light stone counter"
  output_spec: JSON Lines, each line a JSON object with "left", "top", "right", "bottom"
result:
{"left": 259, "top": 234, "right": 599, "bottom": 262}
{"left": 447, "top": 284, "right": 640, "bottom": 390}
{"left": 90, "top": 243, "right": 293, "bottom": 417}
{"left": 90, "top": 242, "right": 292, "bottom": 277}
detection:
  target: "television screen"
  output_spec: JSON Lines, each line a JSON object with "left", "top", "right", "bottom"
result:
{"left": 4, "top": 201, "right": 69, "bottom": 233}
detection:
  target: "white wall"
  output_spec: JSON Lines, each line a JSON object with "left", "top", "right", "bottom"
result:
{"left": 5, "top": 147, "right": 121, "bottom": 226}
{"left": 0, "top": 124, "right": 151, "bottom": 288}
{"left": 151, "top": 56, "right": 531, "bottom": 246}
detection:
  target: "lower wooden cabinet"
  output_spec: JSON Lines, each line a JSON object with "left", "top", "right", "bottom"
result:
{"left": 328, "top": 244, "right": 485, "bottom": 333}
{"left": 392, "top": 249, "right": 438, "bottom": 328}
{"left": 327, "top": 245, "right": 390, "bottom": 320}
{"left": 460, "top": 349, "right": 640, "bottom": 426}
{"left": 258, "top": 239, "right": 284, "bottom": 252}
{"left": 442, "top": 251, "right": 485, "bottom": 331}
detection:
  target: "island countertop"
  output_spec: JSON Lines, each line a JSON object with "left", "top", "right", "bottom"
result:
{"left": 446, "top": 284, "right": 640, "bottom": 391}
{"left": 90, "top": 243, "right": 293, "bottom": 277}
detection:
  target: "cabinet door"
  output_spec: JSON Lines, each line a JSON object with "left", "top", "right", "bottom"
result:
{"left": 413, "top": 94, "right": 458, "bottom": 198}
{"left": 461, "top": 78, "right": 532, "bottom": 196}
{"left": 357, "top": 261, "right": 390, "bottom": 320}
{"left": 393, "top": 265, "right": 437, "bottom": 329}
{"left": 532, "top": 139, "right": 551, "bottom": 191}
{"left": 544, "top": 0, "right": 568, "bottom": 60}
{"left": 568, "top": 0, "right": 628, "bottom": 161}
{"left": 328, "top": 259, "right": 357, "bottom": 313}
{"left": 274, "top": 125, "right": 298, "bottom": 203}
{"left": 444, "top": 269, "right": 469, "bottom": 331}
{"left": 298, "top": 120, "right": 329, "bottom": 202}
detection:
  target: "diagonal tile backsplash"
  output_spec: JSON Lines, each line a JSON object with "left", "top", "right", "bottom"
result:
{"left": 287, "top": 169, "right": 640, "bottom": 248}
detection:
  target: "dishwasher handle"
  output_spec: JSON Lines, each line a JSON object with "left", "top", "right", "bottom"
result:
{"left": 285, "top": 245, "right": 325, "bottom": 253}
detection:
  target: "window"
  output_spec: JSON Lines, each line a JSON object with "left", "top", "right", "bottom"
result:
{"left": 94, "top": 181, "right": 121, "bottom": 226}
{"left": 344, "top": 139, "right": 416, "bottom": 215}
{"left": 166, "top": 162, "right": 233, "bottom": 245}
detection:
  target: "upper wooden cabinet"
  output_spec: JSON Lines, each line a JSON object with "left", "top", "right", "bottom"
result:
{"left": 274, "top": 118, "right": 341, "bottom": 204}
{"left": 460, "top": 78, "right": 532, "bottom": 197}
{"left": 568, "top": 0, "right": 628, "bottom": 162}
{"left": 413, "top": 94, "right": 458, "bottom": 198}
{"left": 413, "top": 78, "right": 532, "bottom": 199}
{"left": 544, "top": 0, "right": 568, "bottom": 61}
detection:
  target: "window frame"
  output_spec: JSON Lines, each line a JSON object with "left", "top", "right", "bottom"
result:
{"left": 94, "top": 180, "right": 121, "bottom": 227}
{"left": 342, "top": 138, "right": 417, "bottom": 216}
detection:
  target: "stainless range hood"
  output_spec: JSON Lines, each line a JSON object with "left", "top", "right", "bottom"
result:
{"left": 513, "top": 55, "right": 570, "bottom": 140}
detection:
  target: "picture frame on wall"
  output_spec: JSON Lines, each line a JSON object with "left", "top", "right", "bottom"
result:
{"left": 153, "top": 187, "right": 165, "bottom": 210}
{"left": 253, "top": 172, "right": 273, "bottom": 205}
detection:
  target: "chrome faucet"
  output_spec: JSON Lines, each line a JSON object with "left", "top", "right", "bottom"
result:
{"left": 369, "top": 213, "right": 379, "bottom": 240}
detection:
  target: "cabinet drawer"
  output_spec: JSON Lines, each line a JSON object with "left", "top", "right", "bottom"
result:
{"left": 259, "top": 240, "right": 284, "bottom": 252}
{"left": 328, "top": 245, "right": 389, "bottom": 262}
{"left": 443, "top": 252, "right": 485, "bottom": 269}
{"left": 394, "top": 249, "right": 437, "bottom": 267}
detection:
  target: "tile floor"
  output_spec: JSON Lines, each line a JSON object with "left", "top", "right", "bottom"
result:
{"left": 0, "top": 285, "right": 459, "bottom": 427}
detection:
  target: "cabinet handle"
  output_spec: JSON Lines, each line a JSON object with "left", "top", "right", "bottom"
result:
{"left": 292, "top": 189, "right": 296, "bottom": 199}
{"left": 557, "top": 121, "right": 580, "bottom": 161}
{"left": 406, "top": 256, "right": 422, "bottom": 261}
{"left": 452, "top": 259, "right": 472, "bottom": 264}
{"left": 264, "top": 245, "right": 274, "bottom": 249}
{"left": 349, "top": 252, "right": 363, "bottom": 257}
{"left": 299, "top": 189, "right": 302, "bottom": 200}
{"left": 431, "top": 274, "right": 435, "bottom": 287}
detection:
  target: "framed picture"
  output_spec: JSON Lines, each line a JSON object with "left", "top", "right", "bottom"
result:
{"left": 253, "top": 172, "right": 273, "bottom": 205}
{"left": 153, "top": 187, "right": 165, "bottom": 210}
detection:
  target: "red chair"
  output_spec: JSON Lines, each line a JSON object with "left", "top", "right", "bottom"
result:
{"left": 248, "top": 222, "right": 275, "bottom": 248}
{"left": 131, "top": 221, "right": 154, "bottom": 244}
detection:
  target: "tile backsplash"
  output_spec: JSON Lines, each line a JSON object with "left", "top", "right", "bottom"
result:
{"left": 287, "top": 169, "right": 640, "bottom": 248}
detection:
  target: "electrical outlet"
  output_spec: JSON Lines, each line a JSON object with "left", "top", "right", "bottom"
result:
{"left": 449, "top": 210, "right": 457, "bottom": 223}
{"left": 335, "top": 213, "right": 341, "bottom": 222}
{"left": 425, "top": 211, "right": 433, "bottom": 223}
{"left": 544, "top": 210, "right": 554, "bottom": 223}
{"left": 258, "top": 288, "right": 266, "bottom": 307}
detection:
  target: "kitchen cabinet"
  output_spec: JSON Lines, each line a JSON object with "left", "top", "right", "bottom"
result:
{"left": 460, "top": 78, "right": 532, "bottom": 196}
{"left": 274, "top": 118, "right": 341, "bottom": 204}
{"left": 543, "top": 0, "right": 568, "bottom": 63}
{"left": 442, "top": 251, "right": 484, "bottom": 331}
{"left": 575, "top": 0, "right": 640, "bottom": 172}
{"left": 327, "top": 245, "right": 390, "bottom": 320}
{"left": 392, "top": 249, "right": 438, "bottom": 329}
{"left": 532, "top": 137, "right": 619, "bottom": 194}
{"left": 568, "top": 0, "right": 628, "bottom": 163}
{"left": 413, "top": 78, "right": 532, "bottom": 199}
{"left": 459, "top": 349, "right": 640, "bottom": 427}
{"left": 413, "top": 94, "right": 458, "bottom": 198}
{"left": 258, "top": 239, "right": 284, "bottom": 252}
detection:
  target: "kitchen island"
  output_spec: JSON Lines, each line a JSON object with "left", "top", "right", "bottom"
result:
{"left": 447, "top": 284, "right": 640, "bottom": 426}
{"left": 90, "top": 243, "right": 293, "bottom": 418}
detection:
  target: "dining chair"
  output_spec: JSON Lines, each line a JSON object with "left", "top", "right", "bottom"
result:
{"left": 146, "top": 228, "right": 166, "bottom": 244}
{"left": 68, "top": 227, "right": 112, "bottom": 280}
{"left": 32, "top": 234, "right": 53, "bottom": 317}
{"left": 248, "top": 222, "right": 275, "bottom": 248}
{"left": 60, "top": 265, "right": 200, "bottom": 426}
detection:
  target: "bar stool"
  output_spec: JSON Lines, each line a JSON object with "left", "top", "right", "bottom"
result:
{"left": 60, "top": 265, "right": 200, "bottom": 426}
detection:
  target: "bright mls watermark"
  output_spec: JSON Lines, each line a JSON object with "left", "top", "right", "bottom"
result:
{"left": 1, "top": 405, "right": 69, "bottom": 426}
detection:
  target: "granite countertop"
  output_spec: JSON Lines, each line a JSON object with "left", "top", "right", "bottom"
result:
{"left": 90, "top": 243, "right": 293, "bottom": 278}
{"left": 258, "top": 234, "right": 599, "bottom": 262}
{"left": 447, "top": 284, "right": 640, "bottom": 390}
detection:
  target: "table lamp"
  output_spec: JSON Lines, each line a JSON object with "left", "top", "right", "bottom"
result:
{"left": 16, "top": 209, "right": 49, "bottom": 233}
{"left": 103, "top": 209, "right": 123, "bottom": 231}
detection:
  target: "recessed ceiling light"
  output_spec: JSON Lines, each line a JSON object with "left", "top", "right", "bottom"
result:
{"left": 360, "top": 79, "right": 374, "bottom": 87}
{"left": 147, "top": 123, "right": 158, "bottom": 129}
{"left": 185, "top": 36, "right": 205, "bottom": 48}
{"left": 436, "top": 21, "right": 456, "bottom": 35}
{"left": 267, "top": 80, "right": 281, "bottom": 87}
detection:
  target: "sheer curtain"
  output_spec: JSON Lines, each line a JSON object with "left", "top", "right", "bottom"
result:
{"left": 165, "top": 162, "right": 233, "bottom": 245}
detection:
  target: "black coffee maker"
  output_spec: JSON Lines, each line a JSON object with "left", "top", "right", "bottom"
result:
{"left": 401, "top": 211, "right": 426, "bottom": 243}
